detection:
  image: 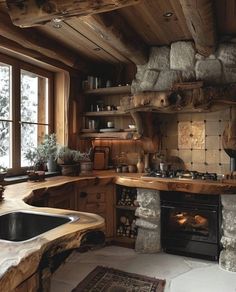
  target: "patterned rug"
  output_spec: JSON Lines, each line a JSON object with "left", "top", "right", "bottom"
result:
{"left": 72, "top": 266, "right": 166, "bottom": 292}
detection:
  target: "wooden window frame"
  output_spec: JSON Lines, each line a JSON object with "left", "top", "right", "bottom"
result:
{"left": 0, "top": 53, "right": 54, "bottom": 175}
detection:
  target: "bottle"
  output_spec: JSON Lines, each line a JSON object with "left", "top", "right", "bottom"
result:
{"left": 137, "top": 156, "right": 144, "bottom": 173}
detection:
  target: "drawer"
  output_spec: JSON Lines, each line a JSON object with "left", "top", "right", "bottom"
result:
{"left": 85, "top": 202, "right": 106, "bottom": 214}
{"left": 87, "top": 192, "right": 105, "bottom": 203}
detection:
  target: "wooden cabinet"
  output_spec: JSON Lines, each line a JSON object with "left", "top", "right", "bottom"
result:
{"left": 80, "top": 86, "right": 137, "bottom": 140}
{"left": 77, "top": 184, "right": 115, "bottom": 238}
{"left": 47, "top": 183, "right": 76, "bottom": 210}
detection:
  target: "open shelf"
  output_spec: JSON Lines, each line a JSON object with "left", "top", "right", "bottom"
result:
{"left": 84, "top": 85, "right": 131, "bottom": 96}
{"left": 84, "top": 111, "right": 129, "bottom": 117}
{"left": 80, "top": 131, "right": 136, "bottom": 139}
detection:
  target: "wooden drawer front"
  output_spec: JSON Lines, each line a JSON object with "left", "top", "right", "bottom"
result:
{"left": 85, "top": 203, "right": 106, "bottom": 214}
{"left": 87, "top": 192, "right": 105, "bottom": 203}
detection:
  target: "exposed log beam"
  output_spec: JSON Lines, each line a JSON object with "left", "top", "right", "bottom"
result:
{"left": 121, "top": 85, "right": 236, "bottom": 113}
{"left": 81, "top": 12, "right": 148, "bottom": 65}
{"left": 0, "top": 12, "right": 111, "bottom": 73}
{"left": 179, "top": 0, "right": 217, "bottom": 56}
{"left": 6, "top": 0, "right": 140, "bottom": 28}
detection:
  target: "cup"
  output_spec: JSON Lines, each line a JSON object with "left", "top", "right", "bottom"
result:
{"left": 107, "top": 121, "right": 114, "bottom": 128}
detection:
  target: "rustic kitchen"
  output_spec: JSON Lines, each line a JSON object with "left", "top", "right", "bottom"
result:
{"left": 0, "top": 0, "right": 236, "bottom": 291}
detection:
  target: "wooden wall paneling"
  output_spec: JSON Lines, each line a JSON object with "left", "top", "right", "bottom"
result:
{"left": 215, "top": 0, "right": 236, "bottom": 35}
{"left": 65, "top": 18, "right": 130, "bottom": 64}
{"left": 81, "top": 12, "right": 148, "bottom": 64}
{"left": 38, "top": 22, "right": 121, "bottom": 64}
{"left": 6, "top": 0, "right": 141, "bottom": 27}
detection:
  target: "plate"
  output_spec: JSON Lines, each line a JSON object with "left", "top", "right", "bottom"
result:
{"left": 99, "top": 128, "right": 121, "bottom": 132}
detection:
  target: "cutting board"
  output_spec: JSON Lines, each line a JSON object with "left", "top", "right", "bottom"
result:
{"left": 93, "top": 151, "right": 106, "bottom": 170}
{"left": 94, "top": 146, "right": 110, "bottom": 169}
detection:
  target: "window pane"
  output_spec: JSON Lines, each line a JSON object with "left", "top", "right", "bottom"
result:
{"left": 0, "top": 63, "right": 11, "bottom": 120}
{"left": 0, "top": 121, "right": 11, "bottom": 168}
{"left": 21, "top": 123, "right": 49, "bottom": 167}
{"left": 21, "top": 70, "right": 48, "bottom": 124}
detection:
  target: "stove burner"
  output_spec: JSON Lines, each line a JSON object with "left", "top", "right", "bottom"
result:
{"left": 143, "top": 170, "right": 218, "bottom": 181}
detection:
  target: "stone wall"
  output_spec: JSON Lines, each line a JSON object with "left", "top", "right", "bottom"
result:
{"left": 132, "top": 40, "right": 236, "bottom": 94}
{"left": 220, "top": 195, "right": 236, "bottom": 272}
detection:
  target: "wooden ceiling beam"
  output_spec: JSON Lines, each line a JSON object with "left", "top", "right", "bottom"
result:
{"left": 81, "top": 12, "right": 149, "bottom": 65}
{"left": 6, "top": 0, "right": 140, "bottom": 28}
{"left": 179, "top": 0, "right": 217, "bottom": 56}
{"left": 0, "top": 12, "right": 100, "bottom": 72}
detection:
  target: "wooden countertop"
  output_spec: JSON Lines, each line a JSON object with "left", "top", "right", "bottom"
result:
{"left": 1, "top": 170, "right": 236, "bottom": 290}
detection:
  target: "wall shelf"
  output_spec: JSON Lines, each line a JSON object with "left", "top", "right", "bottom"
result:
{"left": 80, "top": 131, "right": 135, "bottom": 139}
{"left": 84, "top": 111, "right": 129, "bottom": 117}
{"left": 84, "top": 85, "right": 131, "bottom": 96}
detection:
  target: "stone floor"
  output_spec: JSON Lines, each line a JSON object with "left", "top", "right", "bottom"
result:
{"left": 50, "top": 246, "right": 236, "bottom": 292}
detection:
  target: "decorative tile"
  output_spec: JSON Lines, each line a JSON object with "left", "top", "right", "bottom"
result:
{"left": 205, "top": 121, "right": 220, "bottom": 135}
{"left": 192, "top": 150, "right": 205, "bottom": 163}
{"left": 191, "top": 121, "right": 205, "bottom": 149}
{"left": 178, "top": 122, "right": 191, "bottom": 149}
{"left": 206, "top": 150, "right": 220, "bottom": 164}
{"left": 206, "top": 136, "right": 220, "bottom": 150}
{"left": 178, "top": 150, "right": 192, "bottom": 162}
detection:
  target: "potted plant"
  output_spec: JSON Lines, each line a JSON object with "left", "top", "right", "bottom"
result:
{"left": 39, "top": 133, "right": 58, "bottom": 172}
{"left": 24, "top": 147, "right": 46, "bottom": 181}
{"left": 0, "top": 166, "right": 7, "bottom": 184}
{"left": 56, "top": 146, "right": 93, "bottom": 176}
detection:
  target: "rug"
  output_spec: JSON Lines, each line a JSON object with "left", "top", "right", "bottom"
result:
{"left": 72, "top": 266, "right": 166, "bottom": 292}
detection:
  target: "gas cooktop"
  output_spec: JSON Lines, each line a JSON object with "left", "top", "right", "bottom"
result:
{"left": 142, "top": 170, "right": 218, "bottom": 181}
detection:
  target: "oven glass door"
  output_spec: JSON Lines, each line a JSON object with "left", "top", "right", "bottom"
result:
{"left": 161, "top": 205, "right": 218, "bottom": 243}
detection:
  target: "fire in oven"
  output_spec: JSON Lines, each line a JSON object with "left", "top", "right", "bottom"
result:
{"left": 161, "top": 191, "right": 221, "bottom": 261}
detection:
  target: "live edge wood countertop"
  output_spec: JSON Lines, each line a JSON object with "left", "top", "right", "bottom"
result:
{"left": 1, "top": 171, "right": 236, "bottom": 291}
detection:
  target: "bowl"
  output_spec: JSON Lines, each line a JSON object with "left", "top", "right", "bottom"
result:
{"left": 128, "top": 124, "right": 136, "bottom": 130}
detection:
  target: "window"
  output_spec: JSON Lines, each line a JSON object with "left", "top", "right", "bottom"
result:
{"left": 0, "top": 55, "right": 53, "bottom": 173}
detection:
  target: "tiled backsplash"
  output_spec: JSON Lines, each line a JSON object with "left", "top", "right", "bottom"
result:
{"left": 159, "top": 107, "right": 231, "bottom": 174}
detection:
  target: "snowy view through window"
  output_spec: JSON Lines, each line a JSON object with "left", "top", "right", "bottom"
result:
{"left": 0, "top": 64, "right": 11, "bottom": 168}
{"left": 0, "top": 63, "right": 49, "bottom": 169}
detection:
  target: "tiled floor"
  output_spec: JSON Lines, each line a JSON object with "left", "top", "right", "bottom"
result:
{"left": 50, "top": 246, "right": 236, "bottom": 292}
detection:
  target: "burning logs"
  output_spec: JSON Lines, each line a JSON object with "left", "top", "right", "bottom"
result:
{"left": 135, "top": 188, "right": 161, "bottom": 253}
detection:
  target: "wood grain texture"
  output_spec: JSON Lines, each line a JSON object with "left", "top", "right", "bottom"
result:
{"left": 179, "top": 0, "right": 217, "bottom": 56}
{"left": 6, "top": 0, "right": 140, "bottom": 27}
{"left": 81, "top": 12, "right": 148, "bottom": 64}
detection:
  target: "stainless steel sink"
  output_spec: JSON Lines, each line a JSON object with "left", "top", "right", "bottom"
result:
{"left": 0, "top": 211, "right": 75, "bottom": 242}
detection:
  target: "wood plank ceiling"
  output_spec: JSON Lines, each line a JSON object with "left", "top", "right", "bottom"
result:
{"left": 0, "top": 0, "right": 236, "bottom": 66}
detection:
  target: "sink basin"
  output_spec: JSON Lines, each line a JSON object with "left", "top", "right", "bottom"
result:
{"left": 0, "top": 211, "right": 74, "bottom": 242}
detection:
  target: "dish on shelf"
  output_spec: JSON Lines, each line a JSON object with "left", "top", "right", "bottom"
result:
{"left": 99, "top": 128, "right": 121, "bottom": 132}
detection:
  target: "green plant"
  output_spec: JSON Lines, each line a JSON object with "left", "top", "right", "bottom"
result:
{"left": 24, "top": 147, "right": 43, "bottom": 169}
{"left": 39, "top": 133, "right": 58, "bottom": 160}
{"left": 56, "top": 146, "right": 92, "bottom": 164}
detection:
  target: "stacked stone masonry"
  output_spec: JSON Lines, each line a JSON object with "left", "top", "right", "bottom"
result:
{"left": 132, "top": 40, "right": 236, "bottom": 93}
{"left": 135, "top": 188, "right": 161, "bottom": 253}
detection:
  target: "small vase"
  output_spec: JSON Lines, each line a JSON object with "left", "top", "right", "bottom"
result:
{"left": 137, "top": 157, "right": 144, "bottom": 173}
{"left": 47, "top": 155, "right": 57, "bottom": 172}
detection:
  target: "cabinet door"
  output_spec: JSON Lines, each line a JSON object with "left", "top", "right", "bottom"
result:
{"left": 77, "top": 184, "right": 114, "bottom": 238}
{"left": 47, "top": 183, "right": 76, "bottom": 210}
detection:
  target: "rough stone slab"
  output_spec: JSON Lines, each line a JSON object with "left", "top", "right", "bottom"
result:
{"left": 223, "top": 67, "right": 236, "bottom": 83}
{"left": 135, "top": 227, "right": 161, "bottom": 253}
{"left": 221, "top": 195, "right": 236, "bottom": 210}
{"left": 131, "top": 79, "right": 142, "bottom": 94}
{"left": 148, "top": 46, "right": 170, "bottom": 70}
{"left": 217, "top": 43, "right": 236, "bottom": 67}
{"left": 195, "top": 59, "right": 222, "bottom": 84}
{"left": 135, "top": 207, "right": 160, "bottom": 221}
{"left": 135, "top": 64, "right": 147, "bottom": 81}
{"left": 222, "top": 209, "right": 236, "bottom": 236}
{"left": 219, "top": 249, "right": 236, "bottom": 272}
{"left": 137, "top": 188, "right": 160, "bottom": 209}
{"left": 135, "top": 218, "right": 160, "bottom": 230}
{"left": 170, "top": 41, "right": 196, "bottom": 71}
{"left": 153, "top": 70, "right": 182, "bottom": 91}
{"left": 221, "top": 236, "right": 236, "bottom": 249}
{"left": 140, "top": 70, "right": 159, "bottom": 91}
{"left": 195, "top": 53, "right": 205, "bottom": 60}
